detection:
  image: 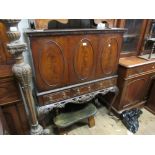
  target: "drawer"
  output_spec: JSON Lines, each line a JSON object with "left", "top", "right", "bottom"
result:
{"left": 127, "top": 63, "right": 155, "bottom": 77}
{"left": 42, "top": 77, "right": 117, "bottom": 105}
{"left": 71, "top": 83, "right": 96, "bottom": 96}
{"left": 43, "top": 89, "right": 71, "bottom": 104}
{"left": 0, "top": 79, "right": 21, "bottom": 105}
{"left": 95, "top": 78, "right": 117, "bottom": 90}
{"left": 43, "top": 85, "right": 95, "bottom": 104}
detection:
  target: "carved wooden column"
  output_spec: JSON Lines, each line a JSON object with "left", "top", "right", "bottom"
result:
{"left": 1, "top": 20, "right": 48, "bottom": 135}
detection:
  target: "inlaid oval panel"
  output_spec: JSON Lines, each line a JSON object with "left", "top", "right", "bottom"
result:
{"left": 39, "top": 41, "right": 65, "bottom": 87}
{"left": 101, "top": 38, "right": 119, "bottom": 75}
{"left": 74, "top": 39, "right": 94, "bottom": 80}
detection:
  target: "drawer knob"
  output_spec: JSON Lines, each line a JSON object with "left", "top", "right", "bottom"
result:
{"left": 77, "top": 88, "right": 80, "bottom": 94}
{"left": 62, "top": 92, "right": 66, "bottom": 98}
{"left": 152, "top": 66, "right": 155, "bottom": 69}
{"left": 88, "top": 86, "right": 91, "bottom": 91}
{"left": 100, "top": 83, "right": 103, "bottom": 87}
{"left": 82, "top": 42, "right": 87, "bottom": 46}
{"left": 48, "top": 96, "right": 53, "bottom": 102}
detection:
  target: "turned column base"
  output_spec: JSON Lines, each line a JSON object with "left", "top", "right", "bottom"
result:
{"left": 31, "top": 123, "right": 50, "bottom": 135}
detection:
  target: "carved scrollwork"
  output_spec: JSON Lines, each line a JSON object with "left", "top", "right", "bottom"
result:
{"left": 12, "top": 63, "right": 32, "bottom": 87}
{"left": 38, "top": 86, "right": 119, "bottom": 115}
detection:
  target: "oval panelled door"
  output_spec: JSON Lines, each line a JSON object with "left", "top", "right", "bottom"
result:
{"left": 101, "top": 38, "right": 119, "bottom": 75}
{"left": 74, "top": 39, "right": 94, "bottom": 80}
{"left": 39, "top": 40, "right": 65, "bottom": 87}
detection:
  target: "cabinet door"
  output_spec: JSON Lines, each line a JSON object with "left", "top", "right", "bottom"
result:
{"left": 68, "top": 35, "right": 97, "bottom": 84}
{"left": 0, "top": 39, "right": 6, "bottom": 64}
{"left": 0, "top": 79, "right": 21, "bottom": 105}
{"left": 2, "top": 102, "right": 30, "bottom": 135}
{"left": 117, "top": 19, "right": 147, "bottom": 57}
{"left": 145, "top": 73, "right": 155, "bottom": 99}
{"left": 96, "top": 34, "right": 122, "bottom": 78}
{"left": 146, "top": 80, "right": 155, "bottom": 113}
{"left": 141, "top": 20, "right": 155, "bottom": 53}
{"left": 121, "top": 75, "right": 149, "bottom": 109}
{"left": 30, "top": 36, "right": 69, "bottom": 92}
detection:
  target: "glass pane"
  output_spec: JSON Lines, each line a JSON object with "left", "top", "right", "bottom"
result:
{"left": 150, "top": 22, "right": 155, "bottom": 38}
{"left": 144, "top": 21, "right": 155, "bottom": 51}
{"left": 122, "top": 19, "right": 143, "bottom": 53}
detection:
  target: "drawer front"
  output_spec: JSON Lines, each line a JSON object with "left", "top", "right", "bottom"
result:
{"left": 127, "top": 63, "right": 155, "bottom": 78}
{"left": 0, "top": 79, "right": 21, "bottom": 105}
{"left": 42, "top": 77, "right": 117, "bottom": 105}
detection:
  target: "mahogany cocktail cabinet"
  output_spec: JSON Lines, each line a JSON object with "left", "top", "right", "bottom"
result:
{"left": 26, "top": 28, "right": 126, "bottom": 124}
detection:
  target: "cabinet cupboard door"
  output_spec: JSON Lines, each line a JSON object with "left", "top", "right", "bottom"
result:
{"left": 96, "top": 35, "right": 122, "bottom": 78}
{"left": 68, "top": 35, "right": 97, "bottom": 84}
{"left": 30, "top": 37, "right": 69, "bottom": 92}
{"left": 0, "top": 79, "right": 21, "bottom": 105}
{"left": 122, "top": 19, "right": 143, "bottom": 53}
{"left": 146, "top": 80, "right": 155, "bottom": 112}
{"left": 0, "top": 40, "right": 6, "bottom": 64}
{"left": 2, "top": 102, "right": 29, "bottom": 135}
{"left": 121, "top": 75, "right": 149, "bottom": 109}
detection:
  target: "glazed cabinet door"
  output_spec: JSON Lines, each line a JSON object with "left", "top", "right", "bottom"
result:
{"left": 120, "top": 75, "right": 149, "bottom": 109}
{"left": 96, "top": 34, "right": 122, "bottom": 78}
{"left": 30, "top": 36, "right": 69, "bottom": 92}
{"left": 117, "top": 19, "right": 148, "bottom": 57}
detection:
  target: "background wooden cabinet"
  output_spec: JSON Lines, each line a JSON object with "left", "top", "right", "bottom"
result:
{"left": 146, "top": 79, "right": 155, "bottom": 115}
{"left": 140, "top": 20, "right": 155, "bottom": 54}
{"left": 116, "top": 19, "right": 149, "bottom": 57}
{"left": 113, "top": 56, "right": 155, "bottom": 113}
{"left": 0, "top": 22, "right": 29, "bottom": 134}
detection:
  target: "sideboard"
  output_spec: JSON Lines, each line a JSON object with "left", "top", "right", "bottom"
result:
{"left": 26, "top": 28, "right": 126, "bottom": 114}
{"left": 112, "top": 56, "right": 155, "bottom": 114}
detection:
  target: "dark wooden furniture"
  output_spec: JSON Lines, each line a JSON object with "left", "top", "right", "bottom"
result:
{"left": 0, "top": 22, "right": 29, "bottom": 134}
{"left": 0, "top": 107, "right": 9, "bottom": 134}
{"left": 112, "top": 56, "right": 155, "bottom": 114}
{"left": 32, "top": 19, "right": 117, "bottom": 30}
{"left": 138, "top": 20, "right": 155, "bottom": 59}
{"left": 145, "top": 79, "right": 155, "bottom": 115}
{"left": 26, "top": 28, "right": 125, "bottom": 121}
{"left": 141, "top": 19, "right": 155, "bottom": 54}
{"left": 116, "top": 19, "right": 149, "bottom": 57}
{"left": 0, "top": 107, "right": 4, "bottom": 135}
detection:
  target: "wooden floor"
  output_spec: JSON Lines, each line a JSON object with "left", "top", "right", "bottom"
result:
{"left": 48, "top": 106, "right": 155, "bottom": 135}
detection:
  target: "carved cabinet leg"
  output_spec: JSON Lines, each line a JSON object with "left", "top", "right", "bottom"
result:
{"left": 1, "top": 19, "right": 49, "bottom": 135}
